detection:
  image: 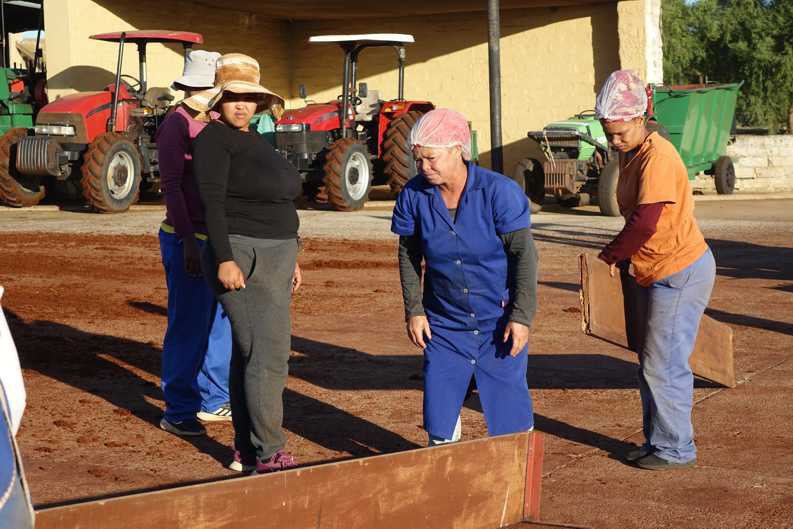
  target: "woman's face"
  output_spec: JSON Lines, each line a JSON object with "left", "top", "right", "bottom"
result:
{"left": 601, "top": 117, "right": 647, "bottom": 153}
{"left": 218, "top": 92, "right": 259, "bottom": 130}
{"left": 414, "top": 145, "right": 465, "bottom": 186}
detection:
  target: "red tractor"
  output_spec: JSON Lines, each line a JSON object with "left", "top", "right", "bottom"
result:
{"left": 275, "top": 34, "right": 434, "bottom": 211}
{"left": 0, "top": 30, "right": 202, "bottom": 212}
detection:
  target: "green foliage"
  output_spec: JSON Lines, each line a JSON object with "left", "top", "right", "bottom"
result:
{"left": 662, "top": 0, "right": 793, "bottom": 131}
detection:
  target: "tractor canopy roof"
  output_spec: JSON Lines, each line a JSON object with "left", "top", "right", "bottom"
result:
{"left": 309, "top": 34, "right": 414, "bottom": 46}
{"left": 89, "top": 31, "right": 203, "bottom": 45}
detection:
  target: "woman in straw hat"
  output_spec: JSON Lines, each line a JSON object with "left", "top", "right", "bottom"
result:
{"left": 156, "top": 49, "right": 234, "bottom": 439}
{"left": 192, "top": 54, "right": 302, "bottom": 474}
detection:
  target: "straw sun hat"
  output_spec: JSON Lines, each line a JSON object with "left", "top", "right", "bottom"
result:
{"left": 184, "top": 53, "right": 284, "bottom": 118}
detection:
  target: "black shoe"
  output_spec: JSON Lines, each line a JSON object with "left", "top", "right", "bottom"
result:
{"left": 160, "top": 417, "right": 206, "bottom": 436}
{"left": 624, "top": 445, "right": 652, "bottom": 462}
{"left": 635, "top": 453, "right": 696, "bottom": 470}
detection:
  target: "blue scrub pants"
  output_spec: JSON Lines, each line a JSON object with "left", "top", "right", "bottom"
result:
{"left": 637, "top": 249, "right": 716, "bottom": 463}
{"left": 423, "top": 326, "right": 533, "bottom": 440}
{"left": 159, "top": 230, "right": 231, "bottom": 422}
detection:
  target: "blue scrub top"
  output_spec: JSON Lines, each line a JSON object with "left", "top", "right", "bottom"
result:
{"left": 391, "top": 163, "right": 530, "bottom": 332}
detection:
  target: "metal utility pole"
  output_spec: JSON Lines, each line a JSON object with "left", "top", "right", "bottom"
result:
{"left": 487, "top": 0, "right": 503, "bottom": 173}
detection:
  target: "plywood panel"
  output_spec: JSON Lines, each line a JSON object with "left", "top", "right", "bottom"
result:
{"left": 37, "top": 432, "right": 544, "bottom": 529}
{"left": 579, "top": 253, "right": 736, "bottom": 388}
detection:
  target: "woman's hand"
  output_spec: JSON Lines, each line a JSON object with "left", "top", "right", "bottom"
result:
{"left": 503, "top": 321, "right": 530, "bottom": 357}
{"left": 406, "top": 315, "right": 432, "bottom": 349}
{"left": 218, "top": 260, "right": 245, "bottom": 291}
{"left": 182, "top": 236, "right": 202, "bottom": 278}
{"left": 597, "top": 252, "right": 618, "bottom": 277}
{"left": 292, "top": 262, "right": 302, "bottom": 294}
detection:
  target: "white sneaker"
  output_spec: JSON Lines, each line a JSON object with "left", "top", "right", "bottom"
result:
{"left": 428, "top": 415, "right": 462, "bottom": 446}
{"left": 197, "top": 403, "right": 232, "bottom": 422}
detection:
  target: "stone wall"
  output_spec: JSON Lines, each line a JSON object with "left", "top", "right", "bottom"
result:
{"left": 692, "top": 135, "right": 793, "bottom": 193}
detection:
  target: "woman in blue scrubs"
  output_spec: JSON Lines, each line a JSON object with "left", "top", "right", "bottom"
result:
{"left": 391, "top": 108, "right": 539, "bottom": 445}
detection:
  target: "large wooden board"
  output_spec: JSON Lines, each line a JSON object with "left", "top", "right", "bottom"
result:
{"left": 579, "top": 254, "right": 736, "bottom": 388}
{"left": 36, "top": 432, "right": 544, "bottom": 529}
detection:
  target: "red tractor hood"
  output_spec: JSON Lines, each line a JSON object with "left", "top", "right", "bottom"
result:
{"left": 278, "top": 103, "right": 340, "bottom": 132}
{"left": 40, "top": 91, "right": 112, "bottom": 115}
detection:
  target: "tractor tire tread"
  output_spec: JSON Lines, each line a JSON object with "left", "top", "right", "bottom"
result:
{"left": 80, "top": 132, "right": 141, "bottom": 213}
{"left": 0, "top": 128, "right": 45, "bottom": 208}
{"left": 383, "top": 110, "right": 423, "bottom": 194}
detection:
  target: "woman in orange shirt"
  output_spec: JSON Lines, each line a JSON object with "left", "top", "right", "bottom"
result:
{"left": 596, "top": 70, "right": 716, "bottom": 471}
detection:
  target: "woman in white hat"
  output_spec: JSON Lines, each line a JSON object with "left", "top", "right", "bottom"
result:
{"left": 192, "top": 54, "right": 303, "bottom": 474}
{"left": 156, "top": 49, "right": 234, "bottom": 439}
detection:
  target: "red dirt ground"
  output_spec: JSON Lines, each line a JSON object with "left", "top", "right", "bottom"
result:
{"left": 2, "top": 228, "right": 792, "bottom": 528}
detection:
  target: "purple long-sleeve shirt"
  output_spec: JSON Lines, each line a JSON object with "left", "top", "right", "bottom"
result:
{"left": 156, "top": 105, "right": 210, "bottom": 237}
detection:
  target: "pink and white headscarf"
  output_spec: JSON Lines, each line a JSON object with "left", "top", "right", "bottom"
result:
{"left": 595, "top": 70, "right": 648, "bottom": 122}
{"left": 409, "top": 108, "right": 472, "bottom": 161}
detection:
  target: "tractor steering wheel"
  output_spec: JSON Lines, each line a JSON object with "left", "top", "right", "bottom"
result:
{"left": 120, "top": 74, "right": 143, "bottom": 94}
{"left": 337, "top": 94, "right": 363, "bottom": 106}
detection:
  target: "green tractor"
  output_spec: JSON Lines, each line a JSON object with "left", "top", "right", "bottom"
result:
{"left": 513, "top": 112, "right": 621, "bottom": 215}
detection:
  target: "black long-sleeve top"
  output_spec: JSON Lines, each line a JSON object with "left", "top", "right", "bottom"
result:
{"left": 398, "top": 227, "right": 539, "bottom": 327}
{"left": 193, "top": 120, "right": 302, "bottom": 264}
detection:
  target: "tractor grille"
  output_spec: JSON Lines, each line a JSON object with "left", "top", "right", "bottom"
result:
{"left": 16, "top": 136, "right": 64, "bottom": 177}
{"left": 528, "top": 131, "right": 581, "bottom": 149}
{"left": 542, "top": 159, "right": 578, "bottom": 193}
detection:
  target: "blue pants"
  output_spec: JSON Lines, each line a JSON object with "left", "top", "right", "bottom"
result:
{"left": 423, "top": 326, "right": 533, "bottom": 440}
{"left": 637, "top": 249, "right": 716, "bottom": 463}
{"left": 159, "top": 230, "right": 231, "bottom": 422}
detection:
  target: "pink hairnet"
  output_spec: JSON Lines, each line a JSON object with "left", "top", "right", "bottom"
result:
{"left": 409, "top": 108, "right": 472, "bottom": 161}
{"left": 595, "top": 70, "right": 648, "bottom": 121}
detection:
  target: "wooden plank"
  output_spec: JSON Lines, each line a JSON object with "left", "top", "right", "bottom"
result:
{"left": 37, "top": 432, "right": 544, "bottom": 529}
{"left": 522, "top": 432, "right": 544, "bottom": 522}
{"left": 579, "top": 254, "right": 736, "bottom": 388}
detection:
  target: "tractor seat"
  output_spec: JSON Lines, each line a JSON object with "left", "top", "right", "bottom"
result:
{"left": 142, "top": 87, "right": 175, "bottom": 114}
{"left": 354, "top": 89, "right": 380, "bottom": 122}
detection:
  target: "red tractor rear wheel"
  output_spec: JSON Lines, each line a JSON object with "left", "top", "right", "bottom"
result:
{"left": 383, "top": 110, "right": 423, "bottom": 195}
{"left": 322, "top": 138, "right": 372, "bottom": 212}
{"left": 81, "top": 132, "right": 142, "bottom": 213}
{"left": 0, "top": 128, "right": 45, "bottom": 207}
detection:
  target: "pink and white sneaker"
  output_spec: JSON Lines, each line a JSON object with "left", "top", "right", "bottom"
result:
{"left": 255, "top": 450, "right": 297, "bottom": 474}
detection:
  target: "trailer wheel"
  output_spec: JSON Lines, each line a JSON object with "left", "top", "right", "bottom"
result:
{"left": 383, "top": 110, "right": 423, "bottom": 195}
{"left": 81, "top": 132, "right": 141, "bottom": 213}
{"left": 713, "top": 156, "right": 736, "bottom": 195}
{"left": 512, "top": 158, "right": 545, "bottom": 214}
{"left": 597, "top": 159, "right": 621, "bottom": 217}
{"left": 323, "top": 138, "right": 372, "bottom": 211}
{"left": 0, "top": 128, "right": 45, "bottom": 207}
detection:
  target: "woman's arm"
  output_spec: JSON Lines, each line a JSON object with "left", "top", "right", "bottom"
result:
{"left": 398, "top": 235, "right": 425, "bottom": 319}
{"left": 399, "top": 235, "right": 432, "bottom": 348}
{"left": 194, "top": 126, "right": 234, "bottom": 265}
{"left": 500, "top": 228, "right": 539, "bottom": 327}
{"left": 598, "top": 202, "right": 665, "bottom": 265}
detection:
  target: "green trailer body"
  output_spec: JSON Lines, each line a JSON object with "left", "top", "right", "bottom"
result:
{"left": 651, "top": 82, "right": 742, "bottom": 179}
{"left": 0, "top": 69, "right": 35, "bottom": 135}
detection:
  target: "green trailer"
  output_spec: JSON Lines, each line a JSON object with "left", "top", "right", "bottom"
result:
{"left": 651, "top": 82, "right": 742, "bottom": 194}
{"left": 518, "top": 82, "right": 743, "bottom": 216}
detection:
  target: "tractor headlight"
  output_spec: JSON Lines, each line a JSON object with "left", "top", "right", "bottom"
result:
{"left": 276, "top": 123, "right": 307, "bottom": 133}
{"left": 34, "top": 124, "right": 76, "bottom": 137}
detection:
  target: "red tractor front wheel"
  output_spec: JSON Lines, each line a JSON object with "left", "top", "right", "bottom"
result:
{"left": 81, "top": 132, "right": 142, "bottom": 213}
{"left": 0, "top": 128, "right": 45, "bottom": 207}
{"left": 322, "top": 138, "right": 372, "bottom": 211}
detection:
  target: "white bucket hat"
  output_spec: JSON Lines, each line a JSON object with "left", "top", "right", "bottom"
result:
{"left": 172, "top": 50, "right": 221, "bottom": 90}
{"left": 183, "top": 53, "right": 284, "bottom": 117}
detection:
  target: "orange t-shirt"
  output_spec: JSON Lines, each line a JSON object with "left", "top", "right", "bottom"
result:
{"left": 617, "top": 132, "right": 708, "bottom": 287}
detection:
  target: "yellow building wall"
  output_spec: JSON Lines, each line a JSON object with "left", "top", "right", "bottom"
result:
{"left": 43, "top": 0, "right": 291, "bottom": 101}
{"left": 288, "top": 5, "right": 621, "bottom": 170}
{"left": 42, "top": 0, "right": 649, "bottom": 173}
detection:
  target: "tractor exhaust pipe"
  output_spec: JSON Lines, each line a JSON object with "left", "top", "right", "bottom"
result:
{"left": 108, "top": 32, "right": 126, "bottom": 133}
{"left": 397, "top": 46, "right": 405, "bottom": 100}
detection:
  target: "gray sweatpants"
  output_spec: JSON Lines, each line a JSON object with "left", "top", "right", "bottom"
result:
{"left": 203, "top": 235, "right": 298, "bottom": 462}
